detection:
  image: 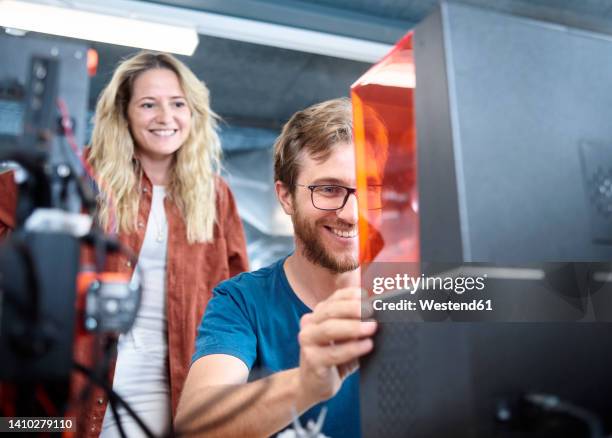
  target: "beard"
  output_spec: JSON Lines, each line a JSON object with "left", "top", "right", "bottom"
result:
{"left": 292, "top": 206, "right": 359, "bottom": 274}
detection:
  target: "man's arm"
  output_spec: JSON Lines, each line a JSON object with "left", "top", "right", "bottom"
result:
{"left": 175, "top": 288, "right": 376, "bottom": 437}
{"left": 175, "top": 355, "right": 314, "bottom": 438}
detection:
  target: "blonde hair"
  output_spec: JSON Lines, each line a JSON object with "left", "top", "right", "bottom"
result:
{"left": 274, "top": 98, "right": 352, "bottom": 193}
{"left": 89, "top": 51, "right": 221, "bottom": 243}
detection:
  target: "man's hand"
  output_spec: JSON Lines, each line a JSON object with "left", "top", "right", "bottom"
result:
{"left": 297, "top": 287, "right": 377, "bottom": 404}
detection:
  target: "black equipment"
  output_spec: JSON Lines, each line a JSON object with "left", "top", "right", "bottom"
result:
{"left": 0, "top": 33, "right": 141, "bottom": 433}
{"left": 360, "top": 2, "right": 612, "bottom": 437}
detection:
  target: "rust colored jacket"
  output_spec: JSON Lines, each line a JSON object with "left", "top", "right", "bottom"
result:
{"left": 0, "top": 169, "right": 249, "bottom": 436}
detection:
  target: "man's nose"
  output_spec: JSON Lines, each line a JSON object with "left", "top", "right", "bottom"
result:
{"left": 337, "top": 192, "right": 358, "bottom": 224}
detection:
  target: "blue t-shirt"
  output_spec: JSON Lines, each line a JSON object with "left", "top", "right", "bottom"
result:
{"left": 193, "top": 257, "right": 360, "bottom": 438}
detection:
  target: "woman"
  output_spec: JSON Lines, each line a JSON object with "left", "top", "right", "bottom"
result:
{"left": 0, "top": 51, "right": 249, "bottom": 437}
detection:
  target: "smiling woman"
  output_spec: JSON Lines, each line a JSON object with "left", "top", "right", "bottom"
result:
{"left": 0, "top": 51, "right": 249, "bottom": 438}
{"left": 89, "top": 52, "right": 225, "bottom": 244}
{"left": 126, "top": 68, "right": 192, "bottom": 181}
{"left": 86, "top": 51, "right": 249, "bottom": 437}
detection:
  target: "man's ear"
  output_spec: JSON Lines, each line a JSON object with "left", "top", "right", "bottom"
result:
{"left": 275, "top": 180, "right": 294, "bottom": 215}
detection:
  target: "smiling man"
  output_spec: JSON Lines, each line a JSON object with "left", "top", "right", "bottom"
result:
{"left": 175, "top": 98, "right": 378, "bottom": 437}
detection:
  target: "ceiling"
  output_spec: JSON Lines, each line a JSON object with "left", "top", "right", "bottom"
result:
{"left": 85, "top": 0, "right": 612, "bottom": 129}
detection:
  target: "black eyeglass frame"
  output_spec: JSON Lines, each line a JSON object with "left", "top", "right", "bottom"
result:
{"left": 294, "top": 183, "right": 383, "bottom": 211}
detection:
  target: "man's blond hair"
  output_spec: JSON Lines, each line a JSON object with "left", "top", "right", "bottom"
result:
{"left": 273, "top": 98, "right": 352, "bottom": 192}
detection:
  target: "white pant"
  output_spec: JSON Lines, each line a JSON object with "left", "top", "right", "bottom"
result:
{"left": 100, "top": 330, "right": 171, "bottom": 438}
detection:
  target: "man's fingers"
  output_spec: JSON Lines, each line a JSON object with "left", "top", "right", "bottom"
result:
{"left": 315, "top": 338, "right": 374, "bottom": 367}
{"left": 300, "top": 312, "right": 314, "bottom": 328}
{"left": 299, "top": 320, "right": 377, "bottom": 346}
{"left": 310, "top": 299, "right": 363, "bottom": 324}
{"left": 326, "top": 287, "right": 363, "bottom": 302}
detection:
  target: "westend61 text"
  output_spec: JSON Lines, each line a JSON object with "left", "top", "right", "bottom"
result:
{"left": 373, "top": 299, "right": 493, "bottom": 312}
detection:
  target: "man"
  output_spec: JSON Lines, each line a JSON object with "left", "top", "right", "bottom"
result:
{"left": 175, "top": 98, "right": 377, "bottom": 437}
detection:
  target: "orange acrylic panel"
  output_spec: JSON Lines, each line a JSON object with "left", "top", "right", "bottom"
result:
{"left": 351, "top": 32, "right": 419, "bottom": 268}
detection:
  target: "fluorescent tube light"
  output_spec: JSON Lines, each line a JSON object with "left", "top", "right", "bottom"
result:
{"left": 0, "top": 0, "right": 199, "bottom": 55}
{"left": 60, "top": 0, "right": 394, "bottom": 62}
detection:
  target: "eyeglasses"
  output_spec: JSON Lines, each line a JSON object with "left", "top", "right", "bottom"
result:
{"left": 295, "top": 184, "right": 383, "bottom": 211}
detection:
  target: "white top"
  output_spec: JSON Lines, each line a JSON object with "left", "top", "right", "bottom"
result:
{"left": 101, "top": 186, "right": 171, "bottom": 438}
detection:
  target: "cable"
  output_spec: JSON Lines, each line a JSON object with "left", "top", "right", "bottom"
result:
{"left": 73, "top": 361, "right": 156, "bottom": 438}
{"left": 74, "top": 335, "right": 116, "bottom": 436}
{"left": 108, "top": 390, "right": 128, "bottom": 438}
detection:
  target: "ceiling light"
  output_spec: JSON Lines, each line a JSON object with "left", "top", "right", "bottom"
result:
{"left": 0, "top": 0, "right": 199, "bottom": 55}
